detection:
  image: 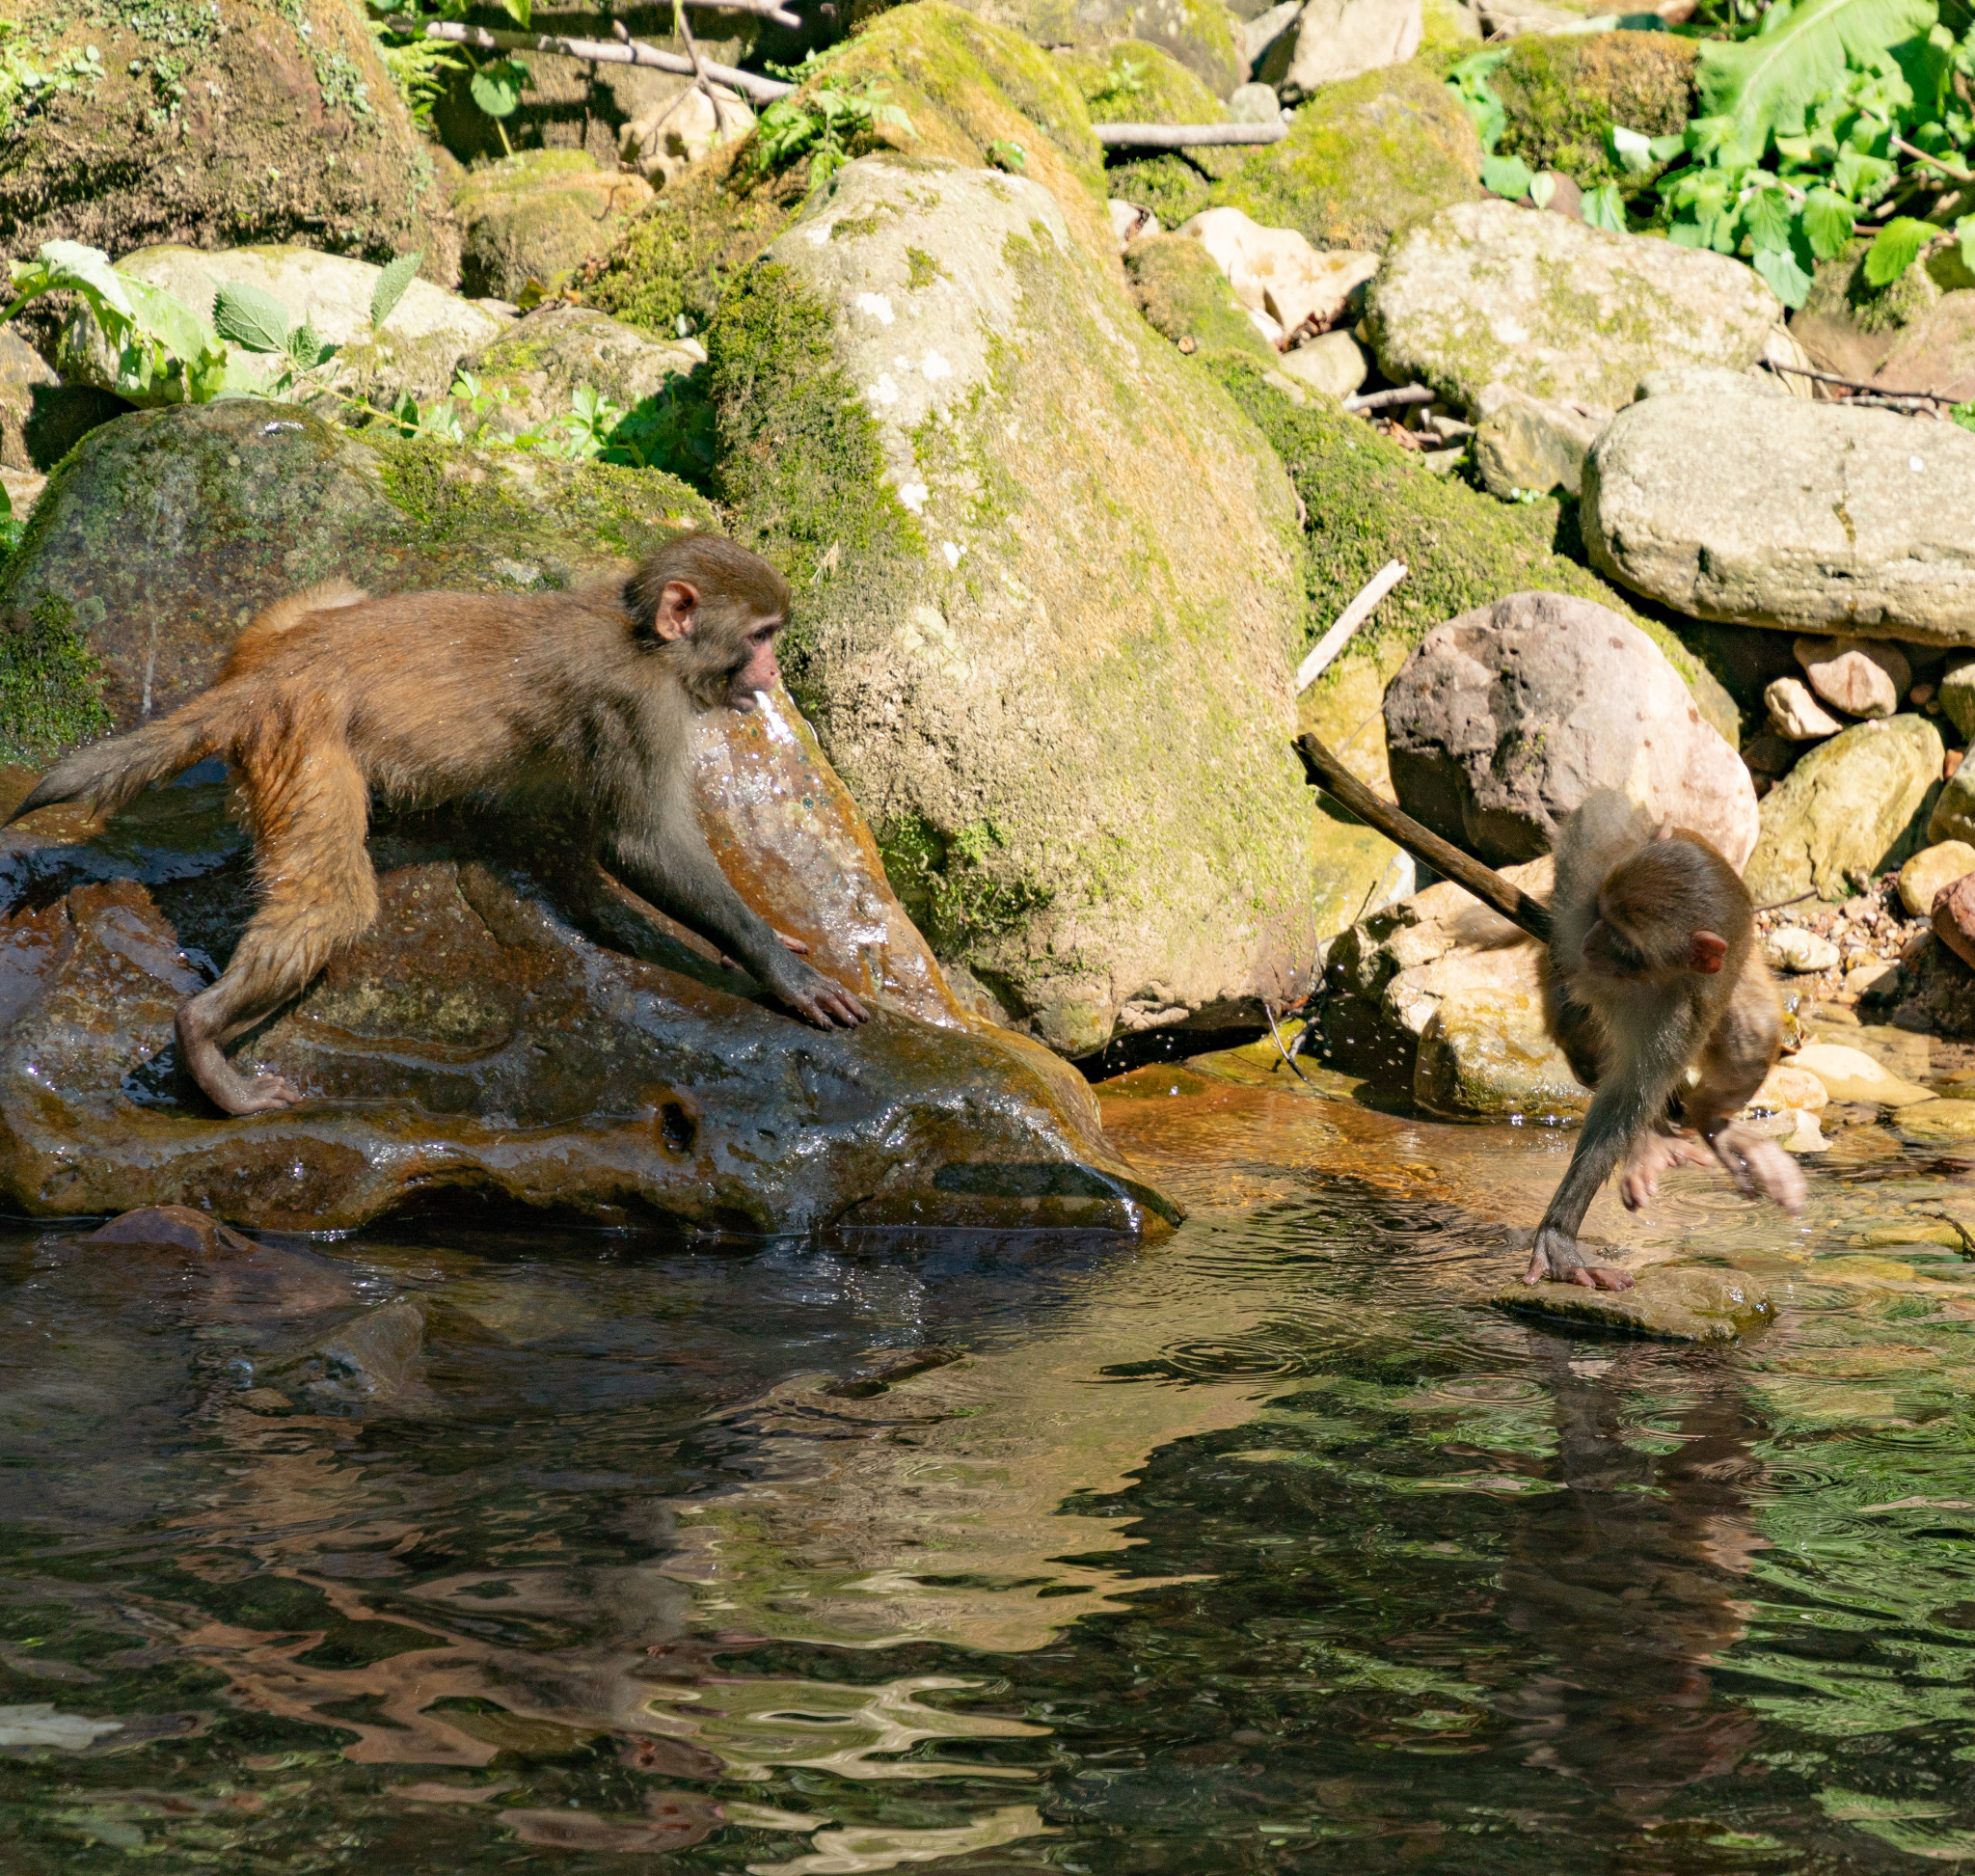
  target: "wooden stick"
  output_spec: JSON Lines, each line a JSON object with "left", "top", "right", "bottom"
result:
{"left": 1294, "top": 733, "right": 1554, "bottom": 943}
{"left": 1095, "top": 122, "right": 1288, "bottom": 148}
{"left": 1343, "top": 383, "right": 1435, "bottom": 412}
{"left": 1763, "top": 358, "right": 1956, "bottom": 404}
{"left": 1294, "top": 559, "right": 1405, "bottom": 693}
{"left": 383, "top": 15, "right": 797, "bottom": 99}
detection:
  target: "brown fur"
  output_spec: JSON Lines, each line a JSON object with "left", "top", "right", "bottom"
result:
{"left": 12, "top": 534, "right": 863, "bottom": 1115}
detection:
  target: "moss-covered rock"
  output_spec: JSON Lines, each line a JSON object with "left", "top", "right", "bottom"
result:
{"left": 1207, "top": 59, "right": 1482, "bottom": 254}
{"left": 957, "top": 0, "right": 1241, "bottom": 95}
{"left": 0, "top": 397, "right": 713, "bottom": 756}
{"left": 453, "top": 303, "right": 705, "bottom": 436}
{"left": 0, "top": 0, "right": 459, "bottom": 282}
{"left": 454, "top": 150, "right": 656, "bottom": 301}
{"left": 1065, "top": 38, "right": 1231, "bottom": 123}
{"left": 825, "top": 2, "right": 1118, "bottom": 271}
{"left": 1493, "top": 31, "right": 1697, "bottom": 202}
{"left": 709, "top": 154, "right": 1311, "bottom": 1054}
{"left": 1205, "top": 355, "right": 1735, "bottom": 753}
{"left": 1124, "top": 232, "right": 1278, "bottom": 364}
{"left": 583, "top": 149, "right": 810, "bottom": 339}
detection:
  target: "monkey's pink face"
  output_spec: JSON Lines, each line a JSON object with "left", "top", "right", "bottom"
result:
{"left": 726, "top": 614, "right": 786, "bottom": 713}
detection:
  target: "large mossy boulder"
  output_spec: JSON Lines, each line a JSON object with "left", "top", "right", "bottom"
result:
{"left": 453, "top": 305, "right": 705, "bottom": 437}
{"left": 708, "top": 154, "right": 1311, "bottom": 1054}
{"left": 1124, "top": 234, "right": 1279, "bottom": 364}
{"left": 1207, "top": 61, "right": 1483, "bottom": 254}
{"left": 0, "top": 398, "right": 1169, "bottom": 1236}
{"left": 454, "top": 151, "right": 657, "bottom": 302}
{"left": 0, "top": 0, "right": 458, "bottom": 281}
{"left": 1066, "top": 38, "right": 1232, "bottom": 124}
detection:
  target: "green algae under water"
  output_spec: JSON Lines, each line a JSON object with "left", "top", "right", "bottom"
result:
{"left": 3, "top": 1132, "right": 1975, "bottom": 1872}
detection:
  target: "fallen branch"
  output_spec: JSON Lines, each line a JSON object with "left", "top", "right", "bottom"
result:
{"left": 382, "top": 15, "right": 797, "bottom": 101}
{"left": 1295, "top": 558, "right": 1406, "bottom": 693}
{"left": 1095, "top": 122, "right": 1288, "bottom": 148}
{"left": 1763, "top": 357, "right": 1958, "bottom": 406}
{"left": 1342, "top": 383, "right": 1435, "bottom": 413}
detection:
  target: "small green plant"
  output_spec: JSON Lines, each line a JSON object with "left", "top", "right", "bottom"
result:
{"left": 987, "top": 138, "right": 1026, "bottom": 172}
{"left": 1087, "top": 53, "right": 1146, "bottom": 115}
{"left": 366, "top": 0, "right": 531, "bottom": 147}
{"left": 1449, "top": 51, "right": 1630, "bottom": 229}
{"left": 0, "top": 24, "right": 103, "bottom": 135}
{"left": 754, "top": 52, "right": 915, "bottom": 186}
{"left": 209, "top": 249, "right": 422, "bottom": 394}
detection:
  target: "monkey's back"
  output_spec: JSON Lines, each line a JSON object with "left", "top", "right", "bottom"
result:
{"left": 216, "top": 582, "right": 673, "bottom": 810}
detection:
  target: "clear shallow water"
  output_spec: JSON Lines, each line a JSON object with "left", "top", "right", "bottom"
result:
{"left": 3, "top": 1092, "right": 1975, "bottom": 1872}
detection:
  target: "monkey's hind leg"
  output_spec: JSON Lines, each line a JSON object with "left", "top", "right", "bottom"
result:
{"left": 178, "top": 740, "right": 380, "bottom": 1116}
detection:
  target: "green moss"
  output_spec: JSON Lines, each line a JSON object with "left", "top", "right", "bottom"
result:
{"left": 1209, "top": 60, "right": 1483, "bottom": 254}
{"left": 1103, "top": 151, "right": 1224, "bottom": 229}
{"left": 878, "top": 812, "right": 1054, "bottom": 951}
{"left": 1493, "top": 31, "right": 1697, "bottom": 202}
{"left": 1062, "top": 39, "right": 1228, "bottom": 125}
{"left": 0, "top": 591, "right": 112, "bottom": 766}
{"left": 905, "top": 244, "right": 942, "bottom": 287}
{"left": 705, "top": 260, "right": 924, "bottom": 706}
{"left": 1124, "top": 235, "right": 1276, "bottom": 365}
{"left": 373, "top": 441, "right": 712, "bottom": 560}
{"left": 1206, "top": 356, "right": 1714, "bottom": 700}
{"left": 582, "top": 152, "right": 809, "bottom": 338}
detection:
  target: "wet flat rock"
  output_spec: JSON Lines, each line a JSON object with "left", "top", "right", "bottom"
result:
{"left": 1489, "top": 1263, "right": 1775, "bottom": 1343}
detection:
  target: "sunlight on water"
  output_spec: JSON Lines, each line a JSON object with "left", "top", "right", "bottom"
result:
{"left": 3, "top": 1077, "right": 1975, "bottom": 1870}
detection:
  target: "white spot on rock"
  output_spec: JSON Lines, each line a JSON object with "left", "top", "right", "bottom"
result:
{"left": 942, "top": 540, "right": 963, "bottom": 568}
{"left": 898, "top": 481, "right": 929, "bottom": 514}
{"left": 855, "top": 291, "right": 896, "bottom": 325}
{"left": 1911, "top": 455, "right": 1925, "bottom": 472}
{"left": 867, "top": 373, "right": 901, "bottom": 407}
{"left": 922, "top": 351, "right": 954, "bottom": 381}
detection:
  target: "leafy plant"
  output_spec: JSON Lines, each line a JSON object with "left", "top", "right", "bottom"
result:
{"left": 1450, "top": 51, "right": 1628, "bottom": 229}
{"left": 754, "top": 52, "right": 915, "bottom": 186}
{"left": 4, "top": 241, "right": 228, "bottom": 405}
{"left": 0, "top": 24, "right": 103, "bottom": 135}
{"left": 365, "top": 0, "right": 530, "bottom": 142}
{"left": 367, "top": 26, "right": 462, "bottom": 127}
{"left": 1087, "top": 53, "right": 1146, "bottom": 114}
{"left": 988, "top": 139, "right": 1027, "bottom": 171}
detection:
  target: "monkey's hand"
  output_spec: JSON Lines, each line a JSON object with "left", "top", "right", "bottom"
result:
{"left": 763, "top": 953, "right": 869, "bottom": 1028}
{"left": 1707, "top": 1123, "right": 1807, "bottom": 1214}
{"left": 1619, "top": 1129, "right": 1715, "bottom": 1210}
{"left": 718, "top": 929, "right": 811, "bottom": 971}
{"left": 1525, "top": 1224, "right": 1637, "bottom": 1291}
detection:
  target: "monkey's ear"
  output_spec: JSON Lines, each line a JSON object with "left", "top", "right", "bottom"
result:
{"left": 1688, "top": 929, "right": 1727, "bottom": 974}
{"left": 650, "top": 579, "right": 700, "bottom": 641}
{"left": 1654, "top": 818, "right": 1674, "bottom": 842}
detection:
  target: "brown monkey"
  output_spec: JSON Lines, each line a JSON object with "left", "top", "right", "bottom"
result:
{"left": 12, "top": 533, "right": 868, "bottom": 1117}
{"left": 1295, "top": 737, "right": 1801, "bottom": 1291}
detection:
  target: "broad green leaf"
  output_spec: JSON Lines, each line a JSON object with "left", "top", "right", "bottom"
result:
{"left": 1745, "top": 184, "right": 1797, "bottom": 251}
{"left": 37, "top": 240, "right": 135, "bottom": 318}
{"left": 1480, "top": 151, "right": 1533, "bottom": 199}
{"left": 122, "top": 276, "right": 221, "bottom": 367}
{"left": 1610, "top": 123, "right": 1656, "bottom": 173}
{"left": 1648, "top": 130, "right": 1688, "bottom": 160}
{"left": 1803, "top": 186, "right": 1857, "bottom": 256}
{"left": 212, "top": 279, "right": 294, "bottom": 354}
{"left": 1697, "top": 0, "right": 1937, "bottom": 146}
{"left": 1582, "top": 183, "right": 1628, "bottom": 231}
{"left": 1830, "top": 145, "right": 1897, "bottom": 199}
{"left": 0, "top": 480, "right": 12, "bottom": 520}
{"left": 1529, "top": 170, "right": 1556, "bottom": 207}
{"left": 1753, "top": 244, "right": 1814, "bottom": 304}
{"left": 369, "top": 250, "right": 422, "bottom": 331}
{"left": 1864, "top": 213, "right": 1933, "bottom": 285}
{"left": 470, "top": 57, "right": 526, "bottom": 118}
{"left": 501, "top": 0, "right": 530, "bottom": 23}
{"left": 1958, "top": 212, "right": 1975, "bottom": 276}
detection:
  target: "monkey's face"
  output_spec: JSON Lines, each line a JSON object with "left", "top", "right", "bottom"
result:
{"left": 723, "top": 613, "right": 786, "bottom": 714}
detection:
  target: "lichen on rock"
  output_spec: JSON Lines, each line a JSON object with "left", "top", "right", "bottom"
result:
{"left": 707, "top": 153, "right": 1312, "bottom": 1054}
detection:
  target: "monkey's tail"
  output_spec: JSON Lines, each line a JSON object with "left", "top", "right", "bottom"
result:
{"left": 8, "top": 693, "right": 230, "bottom": 825}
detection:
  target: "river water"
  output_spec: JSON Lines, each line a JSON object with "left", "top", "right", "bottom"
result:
{"left": 3, "top": 1052, "right": 1975, "bottom": 1871}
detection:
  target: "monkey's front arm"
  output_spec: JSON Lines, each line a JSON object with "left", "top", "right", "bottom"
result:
{"left": 606, "top": 826, "right": 869, "bottom": 1029}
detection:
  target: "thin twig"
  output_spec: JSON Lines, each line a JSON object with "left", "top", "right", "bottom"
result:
{"left": 1764, "top": 357, "right": 1957, "bottom": 404}
{"left": 1891, "top": 134, "right": 1975, "bottom": 185}
{"left": 674, "top": 0, "right": 728, "bottom": 137}
{"left": 1296, "top": 559, "right": 1407, "bottom": 693}
{"left": 383, "top": 15, "right": 794, "bottom": 101}
{"left": 1755, "top": 887, "right": 1820, "bottom": 913}
{"left": 1263, "top": 1000, "right": 1318, "bottom": 1090}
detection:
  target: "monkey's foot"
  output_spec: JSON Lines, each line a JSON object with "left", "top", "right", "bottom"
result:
{"left": 1708, "top": 1123, "right": 1807, "bottom": 1213}
{"left": 206, "top": 1071, "right": 306, "bottom": 1116}
{"left": 1524, "top": 1229, "right": 1637, "bottom": 1291}
{"left": 1619, "top": 1129, "right": 1714, "bottom": 1210}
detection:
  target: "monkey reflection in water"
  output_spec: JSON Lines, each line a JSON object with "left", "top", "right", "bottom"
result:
{"left": 1297, "top": 738, "right": 1803, "bottom": 1292}
{"left": 12, "top": 533, "right": 869, "bottom": 1116}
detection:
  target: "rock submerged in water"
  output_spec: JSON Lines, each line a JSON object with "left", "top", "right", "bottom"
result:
{"left": 0, "top": 398, "right": 1174, "bottom": 1237}
{"left": 1491, "top": 1263, "right": 1774, "bottom": 1343}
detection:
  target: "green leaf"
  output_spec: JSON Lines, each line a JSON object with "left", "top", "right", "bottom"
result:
{"left": 1648, "top": 129, "right": 1689, "bottom": 160}
{"left": 1698, "top": 0, "right": 1936, "bottom": 147}
{"left": 500, "top": 0, "right": 530, "bottom": 23}
{"left": 1610, "top": 123, "right": 1656, "bottom": 173}
{"left": 34, "top": 240, "right": 134, "bottom": 319}
{"left": 470, "top": 57, "right": 527, "bottom": 118}
{"left": 1480, "top": 151, "right": 1534, "bottom": 199}
{"left": 1744, "top": 184, "right": 1796, "bottom": 252}
{"left": 1803, "top": 185, "right": 1857, "bottom": 256}
{"left": 1529, "top": 170, "right": 1556, "bottom": 207}
{"left": 1581, "top": 183, "right": 1627, "bottom": 231}
{"left": 1753, "top": 243, "right": 1814, "bottom": 305}
{"left": 123, "top": 276, "right": 221, "bottom": 367}
{"left": 1864, "top": 213, "right": 1933, "bottom": 285}
{"left": 369, "top": 250, "right": 422, "bottom": 332}
{"left": 212, "top": 279, "right": 294, "bottom": 354}
{"left": 1958, "top": 212, "right": 1975, "bottom": 276}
